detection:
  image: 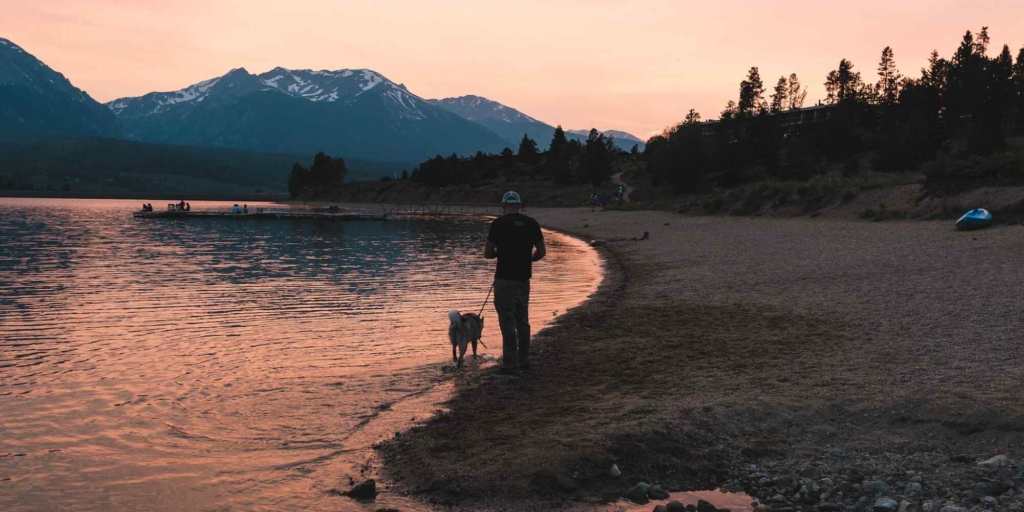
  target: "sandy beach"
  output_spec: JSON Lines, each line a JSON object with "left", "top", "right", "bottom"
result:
{"left": 379, "top": 208, "right": 1024, "bottom": 510}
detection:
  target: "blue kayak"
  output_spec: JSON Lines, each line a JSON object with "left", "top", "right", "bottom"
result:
{"left": 955, "top": 208, "right": 992, "bottom": 230}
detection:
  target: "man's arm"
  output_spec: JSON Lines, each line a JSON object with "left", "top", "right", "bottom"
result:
{"left": 532, "top": 240, "right": 546, "bottom": 262}
{"left": 485, "top": 240, "right": 497, "bottom": 259}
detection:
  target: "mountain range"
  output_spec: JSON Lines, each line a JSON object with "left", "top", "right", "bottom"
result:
{"left": 0, "top": 38, "right": 121, "bottom": 143}
{"left": 0, "top": 36, "right": 647, "bottom": 188}
{"left": 429, "top": 95, "right": 645, "bottom": 151}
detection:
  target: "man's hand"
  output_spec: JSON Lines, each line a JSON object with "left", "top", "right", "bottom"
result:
{"left": 484, "top": 240, "right": 497, "bottom": 259}
{"left": 532, "top": 240, "right": 546, "bottom": 262}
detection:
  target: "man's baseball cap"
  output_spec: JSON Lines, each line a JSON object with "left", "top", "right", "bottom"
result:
{"left": 501, "top": 191, "right": 521, "bottom": 204}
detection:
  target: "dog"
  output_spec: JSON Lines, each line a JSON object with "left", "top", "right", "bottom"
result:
{"left": 448, "top": 310, "right": 484, "bottom": 368}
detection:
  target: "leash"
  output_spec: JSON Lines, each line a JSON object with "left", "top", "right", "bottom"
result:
{"left": 477, "top": 283, "right": 494, "bottom": 318}
{"left": 473, "top": 283, "right": 494, "bottom": 349}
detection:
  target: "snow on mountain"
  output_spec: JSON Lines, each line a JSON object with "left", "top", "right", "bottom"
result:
{"left": 103, "top": 66, "right": 506, "bottom": 162}
{"left": 429, "top": 95, "right": 540, "bottom": 124}
{"left": 108, "top": 67, "right": 430, "bottom": 121}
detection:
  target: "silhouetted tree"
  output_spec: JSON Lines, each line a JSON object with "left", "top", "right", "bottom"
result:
{"left": 825, "top": 59, "right": 865, "bottom": 105}
{"left": 582, "top": 129, "right": 612, "bottom": 187}
{"left": 545, "top": 126, "right": 573, "bottom": 184}
{"left": 876, "top": 46, "right": 903, "bottom": 107}
{"left": 770, "top": 76, "right": 788, "bottom": 113}
{"left": 683, "top": 109, "right": 702, "bottom": 125}
{"left": 517, "top": 134, "right": 540, "bottom": 165}
{"left": 400, "top": 169, "right": 409, "bottom": 180}
{"left": 287, "top": 162, "right": 311, "bottom": 198}
{"left": 787, "top": 74, "right": 807, "bottom": 110}
{"left": 738, "top": 67, "right": 766, "bottom": 116}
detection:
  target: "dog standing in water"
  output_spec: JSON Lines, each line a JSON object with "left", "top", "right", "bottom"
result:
{"left": 448, "top": 310, "right": 484, "bottom": 368}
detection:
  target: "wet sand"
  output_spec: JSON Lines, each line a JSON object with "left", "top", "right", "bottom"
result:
{"left": 379, "top": 209, "right": 1024, "bottom": 509}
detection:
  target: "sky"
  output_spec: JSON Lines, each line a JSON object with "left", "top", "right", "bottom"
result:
{"left": 4, "top": 0, "right": 1024, "bottom": 138}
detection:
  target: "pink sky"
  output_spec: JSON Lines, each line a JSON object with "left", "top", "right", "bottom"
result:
{"left": 4, "top": 0, "right": 1024, "bottom": 138}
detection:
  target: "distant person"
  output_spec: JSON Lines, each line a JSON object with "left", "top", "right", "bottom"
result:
{"left": 185, "top": 202, "right": 190, "bottom": 211}
{"left": 242, "top": 204, "right": 249, "bottom": 214}
{"left": 141, "top": 203, "right": 147, "bottom": 212}
{"left": 589, "top": 192, "right": 598, "bottom": 212}
{"left": 616, "top": 186, "right": 625, "bottom": 206}
{"left": 600, "top": 192, "right": 608, "bottom": 211}
{"left": 179, "top": 200, "right": 186, "bottom": 211}
{"left": 232, "top": 204, "right": 240, "bottom": 214}
{"left": 484, "top": 191, "right": 546, "bottom": 377}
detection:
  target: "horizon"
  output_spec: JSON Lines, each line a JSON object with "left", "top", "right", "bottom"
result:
{"left": 4, "top": 1, "right": 1024, "bottom": 137}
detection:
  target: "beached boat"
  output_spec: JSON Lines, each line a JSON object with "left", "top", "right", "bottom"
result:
{"left": 955, "top": 208, "right": 992, "bottom": 230}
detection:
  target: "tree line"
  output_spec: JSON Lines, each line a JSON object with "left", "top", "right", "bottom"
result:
{"left": 288, "top": 152, "right": 348, "bottom": 198}
{"left": 407, "top": 127, "right": 628, "bottom": 188}
{"left": 646, "top": 26, "right": 1024, "bottom": 192}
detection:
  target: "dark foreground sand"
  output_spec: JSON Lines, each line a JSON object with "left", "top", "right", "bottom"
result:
{"left": 379, "top": 210, "right": 1024, "bottom": 510}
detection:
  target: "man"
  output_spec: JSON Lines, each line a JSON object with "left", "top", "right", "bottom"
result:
{"left": 485, "top": 191, "right": 546, "bottom": 376}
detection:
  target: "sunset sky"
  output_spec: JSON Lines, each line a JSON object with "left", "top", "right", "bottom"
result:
{"left": 4, "top": 0, "right": 1024, "bottom": 137}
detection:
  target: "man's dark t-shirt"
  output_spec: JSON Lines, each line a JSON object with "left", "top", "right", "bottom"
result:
{"left": 488, "top": 213, "right": 543, "bottom": 281}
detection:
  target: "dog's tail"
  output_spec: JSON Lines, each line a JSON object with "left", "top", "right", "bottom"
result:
{"left": 448, "top": 310, "right": 462, "bottom": 326}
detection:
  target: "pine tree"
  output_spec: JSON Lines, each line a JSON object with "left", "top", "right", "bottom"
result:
{"left": 583, "top": 129, "right": 612, "bottom": 186}
{"left": 787, "top": 74, "right": 807, "bottom": 110}
{"left": 974, "top": 26, "right": 990, "bottom": 56}
{"left": 876, "top": 46, "right": 903, "bottom": 106}
{"left": 517, "top": 133, "right": 540, "bottom": 165}
{"left": 683, "top": 109, "right": 702, "bottom": 125}
{"left": 546, "top": 126, "right": 572, "bottom": 184}
{"left": 738, "top": 67, "right": 766, "bottom": 116}
{"left": 770, "top": 76, "right": 788, "bottom": 113}
{"left": 400, "top": 169, "right": 409, "bottom": 180}
{"left": 630, "top": 144, "right": 639, "bottom": 157}
{"left": 1015, "top": 47, "right": 1024, "bottom": 124}
{"left": 549, "top": 126, "right": 568, "bottom": 156}
{"left": 825, "top": 59, "right": 864, "bottom": 104}
{"left": 825, "top": 70, "right": 839, "bottom": 105}
{"left": 287, "top": 162, "right": 311, "bottom": 198}
{"left": 720, "top": 100, "right": 738, "bottom": 121}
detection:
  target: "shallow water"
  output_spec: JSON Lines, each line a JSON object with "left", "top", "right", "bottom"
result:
{"left": 0, "top": 198, "right": 602, "bottom": 511}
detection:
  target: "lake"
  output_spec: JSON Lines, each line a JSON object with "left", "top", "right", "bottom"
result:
{"left": 0, "top": 198, "right": 602, "bottom": 511}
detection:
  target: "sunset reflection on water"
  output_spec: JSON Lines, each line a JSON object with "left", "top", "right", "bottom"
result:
{"left": 0, "top": 198, "right": 602, "bottom": 511}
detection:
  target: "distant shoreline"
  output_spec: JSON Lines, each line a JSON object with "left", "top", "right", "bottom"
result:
{"left": 0, "top": 191, "right": 290, "bottom": 202}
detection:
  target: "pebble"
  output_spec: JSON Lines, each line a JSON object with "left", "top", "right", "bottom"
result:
{"left": 345, "top": 479, "right": 377, "bottom": 500}
{"left": 611, "top": 464, "right": 622, "bottom": 477}
{"left": 654, "top": 506, "right": 668, "bottom": 512}
{"left": 874, "top": 498, "right": 899, "bottom": 512}
{"left": 821, "top": 478, "right": 835, "bottom": 486}
{"left": 667, "top": 500, "right": 686, "bottom": 512}
{"left": 978, "top": 455, "right": 1014, "bottom": 468}
{"left": 626, "top": 482, "right": 651, "bottom": 504}
{"left": 864, "top": 480, "right": 891, "bottom": 494}
{"left": 696, "top": 500, "right": 718, "bottom": 512}
{"left": 982, "top": 496, "right": 998, "bottom": 507}
{"left": 909, "top": 483, "right": 923, "bottom": 493}
{"left": 650, "top": 485, "right": 670, "bottom": 500}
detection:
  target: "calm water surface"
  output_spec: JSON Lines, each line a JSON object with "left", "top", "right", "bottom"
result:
{"left": 0, "top": 198, "right": 602, "bottom": 511}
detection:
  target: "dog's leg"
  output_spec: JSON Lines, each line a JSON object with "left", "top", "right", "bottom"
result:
{"left": 458, "top": 342, "right": 467, "bottom": 368}
{"left": 452, "top": 344, "right": 457, "bottom": 363}
{"left": 472, "top": 338, "right": 478, "bottom": 358}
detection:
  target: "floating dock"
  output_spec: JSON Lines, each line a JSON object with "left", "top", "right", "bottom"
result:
{"left": 133, "top": 210, "right": 387, "bottom": 221}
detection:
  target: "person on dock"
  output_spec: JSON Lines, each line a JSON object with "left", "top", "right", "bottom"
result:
{"left": 232, "top": 204, "right": 240, "bottom": 214}
{"left": 242, "top": 204, "right": 249, "bottom": 214}
{"left": 484, "top": 191, "right": 546, "bottom": 377}
{"left": 185, "top": 203, "right": 190, "bottom": 211}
